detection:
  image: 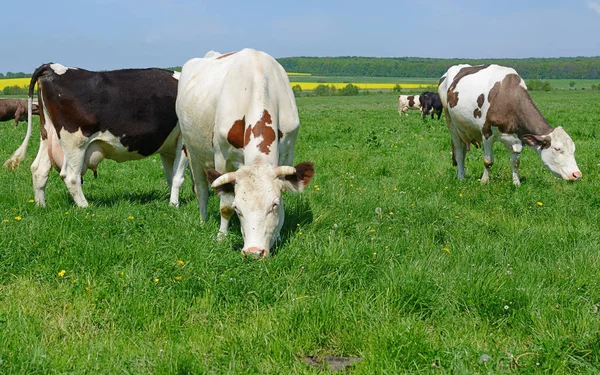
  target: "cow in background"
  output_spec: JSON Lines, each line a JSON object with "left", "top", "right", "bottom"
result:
{"left": 419, "top": 91, "right": 443, "bottom": 120}
{"left": 176, "top": 48, "right": 314, "bottom": 258}
{"left": 397, "top": 95, "right": 421, "bottom": 116}
{"left": 0, "top": 98, "right": 39, "bottom": 126}
{"left": 4, "top": 63, "right": 187, "bottom": 207}
{"left": 438, "top": 63, "right": 581, "bottom": 185}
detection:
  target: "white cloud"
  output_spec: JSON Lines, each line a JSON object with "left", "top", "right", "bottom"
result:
{"left": 587, "top": 0, "right": 600, "bottom": 15}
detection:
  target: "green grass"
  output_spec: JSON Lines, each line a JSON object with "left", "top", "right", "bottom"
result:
{"left": 1, "top": 90, "right": 600, "bottom": 373}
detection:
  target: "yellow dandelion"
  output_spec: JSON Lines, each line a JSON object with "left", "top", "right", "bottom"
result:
{"left": 350, "top": 184, "right": 353, "bottom": 187}
{"left": 313, "top": 185, "right": 319, "bottom": 189}
{"left": 459, "top": 193, "right": 463, "bottom": 197}
{"left": 14, "top": 216, "right": 22, "bottom": 221}
{"left": 388, "top": 226, "right": 392, "bottom": 230}
{"left": 389, "top": 212, "right": 394, "bottom": 215}
{"left": 118, "top": 271, "right": 124, "bottom": 276}
{"left": 369, "top": 229, "right": 376, "bottom": 233}
{"left": 298, "top": 231, "right": 303, "bottom": 235}
{"left": 58, "top": 269, "right": 66, "bottom": 277}
{"left": 3, "top": 219, "right": 8, "bottom": 223}
{"left": 455, "top": 215, "right": 460, "bottom": 219}
{"left": 65, "top": 211, "right": 69, "bottom": 215}
{"left": 128, "top": 215, "right": 134, "bottom": 220}
{"left": 537, "top": 202, "right": 543, "bottom": 207}
{"left": 393, "top": 186, "right": 398, "bottom": 191}
{"left": 72, "top": 279, "right": 77, "bottom": 284}
{"left": 85, "top": 285, "right": 91, "bottom": 292}
{"left": 443, "top": 247, "right": 450, "bottom": 254}
{"left": 28, "top": 199, "right": 34, "bottom": 203}
{"left": 153, "top": 278, "right": 159, "bottom": 283}
{"left": 174, "top": 276, "right": 182, "bottom": 281}
{"left": 177, "top": 260, "right": 185, "bottom": 266}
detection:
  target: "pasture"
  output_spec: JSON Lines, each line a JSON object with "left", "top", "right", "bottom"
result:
{"left": 1, "top": 90, "right": 600, "bottom": 373}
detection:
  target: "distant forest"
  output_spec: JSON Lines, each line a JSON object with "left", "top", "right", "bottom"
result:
{"left": 277, "top": 56, "right": 600, "bottom": 79}
{"left": 3, "top": 56, "right": 600, "bottom": 79}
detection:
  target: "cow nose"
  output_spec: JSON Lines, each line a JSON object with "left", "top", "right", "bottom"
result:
{"left": 572, "top": 171, "right": 582, "bottom": 180}
{"left": 243, "top": 247, "right": 267, "bottom": 259}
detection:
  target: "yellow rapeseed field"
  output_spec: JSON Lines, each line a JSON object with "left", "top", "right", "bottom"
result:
{"left": 0, "top": 78, "right": 30, "bottom": 90}
{"left": 289, "top": 82, "right": 436, "bottom": 90}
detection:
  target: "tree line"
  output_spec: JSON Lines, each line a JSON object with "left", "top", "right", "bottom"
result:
{"left": 277, "top": 56, "right": 600, "bottom": 79}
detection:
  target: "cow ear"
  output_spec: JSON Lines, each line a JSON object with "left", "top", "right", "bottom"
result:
{"left": 206, "top": 169, "right": 234, "bottom": 194}
{"left": 283, "top": 162, "right": 315, "bottom": 192}
{"left": 522, "top": 134, "right": 551, "bottom": 150}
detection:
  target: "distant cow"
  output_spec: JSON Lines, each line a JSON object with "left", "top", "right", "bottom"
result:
{"left": 419, "top": 91, "right": 442, "bottom": 120}
{"left": 0, "top": 98, "right": 39, "bottom": 126}
{"left": 4, "top": 63, "right": 187, "bottom": 207}
{"left": 397, "top": 95, "right": 421, "bottom": 116}
{"left": 438, "top": 64, "right": 581, "bottom": 185}
{"left": 176, "top": 49, "right": 314, "bottom": 258}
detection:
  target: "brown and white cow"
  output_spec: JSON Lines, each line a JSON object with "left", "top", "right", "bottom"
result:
{"left": 0, "top": 98, "right": 39, "bottom": 126}
{"left": 438, "top": 64, "right": 581, "bottom": 185}
{"left": 176, "top": 49, "right": 314, "bottom": 258}
{"left": 397, "top": 95, "right": 421, "bottom": 116}
{"left": 4, "top": 63, "right": 187, "bottom": 207}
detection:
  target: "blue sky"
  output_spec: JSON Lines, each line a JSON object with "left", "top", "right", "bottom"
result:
{"left": 4, "top": 0, "right": 600, "bottom": 73}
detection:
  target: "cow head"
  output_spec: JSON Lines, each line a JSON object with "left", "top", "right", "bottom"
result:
{"left": 210, "top": 162, "right": 314, "bottom": 258}
{"left": 523, "top": 127, "right": 582, "bottom": 181}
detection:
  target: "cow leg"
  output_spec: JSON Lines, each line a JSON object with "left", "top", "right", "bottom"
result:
{"left": 160, "top": 154, "right": 175, "bottom": 188}
{"left": 510, "top": 152, "right": 521, "bottom": 186}
{"left": 453, "top": 137, "right": 467, "bottom": 179}
{"left": 30, "top": 136, "right": 52, "bottom": 207}
{"left": 168, "top": 138, "right": 188, "bottom": 207}
{"left": 187, "top": 158, "right": 209, "bottom": 221}
{"left": 481, "top": 137, "right": 494, "bottom": 184}
{"left": 60, "top": 146, "right": 88, "bottom": 208}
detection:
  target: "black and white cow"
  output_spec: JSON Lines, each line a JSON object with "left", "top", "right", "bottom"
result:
{"left": 397, "top": 95, "right": 421, "bottom": 116}
{"left": 4, "top": 63, "right": 187, "bottom": 207}
{"left": 438, "top": 64, "right": 581, "bottom": 185}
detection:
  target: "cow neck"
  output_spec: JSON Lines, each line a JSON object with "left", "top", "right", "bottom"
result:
{"left": 515, "top": 95, "right": 554, "bottom": 137}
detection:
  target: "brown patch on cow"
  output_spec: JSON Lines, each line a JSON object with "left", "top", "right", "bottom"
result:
{"left": 482, "top": 74, "right": 553, "bottom": 140}
{"left": 217, "top": 52, "right": 237, "bottom": 60}
{"left": 39, "top": 86, "right": 48, "bottom": 140}
{"left": 408, "top": 96, "right": 415, "bottom": 107}
{"left": 477, "top": 93, "right": 485, "bottom": 108}
{"left": 473, "top": 108, "right": 482, "bottom": 118}
{"left": 220, "top": 206, "right": 235, "bottom": 220}
{"left": 438, "top": 76, "right": 446, "bottom": 86}
{"left": 227, "top": 117, "right": 246, "bottom": 149}
{"left": 447, "top": 65, "right": 490, "bottom": 108}
{"left": 285, "top": 162, "right": 315, "bottom": 186}
{"left": 247, "top": 110, "right": 276, "bottom": 154}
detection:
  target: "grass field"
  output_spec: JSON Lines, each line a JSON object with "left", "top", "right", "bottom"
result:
{"left": 1, "top": 90, "right": 600, "bottom": 373}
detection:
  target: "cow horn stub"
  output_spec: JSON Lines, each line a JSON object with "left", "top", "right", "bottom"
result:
{"left": 274, "top": 166, "right": 296, "bottom": 177}
{"left": 211, "top": 171, "right": 237, "bottom": 188}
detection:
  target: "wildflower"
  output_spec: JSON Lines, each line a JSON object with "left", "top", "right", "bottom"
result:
{"left": 118, "top": 271, "right": 124, "bottom": 276}
{"left": 372, "top": 252, "right": 377, "bottom": 260}
{"left": 455, "top": 215, "right": 460, "bottom": 219}
{"left": 72, "top": 279, "right": 77, "bottom": 284}
{"left": 85, "top": 285, "right": 91, "bottom": 292}
{"left": 375, "top": 207, "right": 382, "bottom": 216}
{"left": 2, "top": 219, "right": 8, "bottom": 223}
{"left": 174, "top": 276, "right": 182, "bottom": 281}
{"left": 14, "top": 216, "right": 22, "bottom": 221}
{"left": 28, "top": 199, "right": 34, "bottom": 203}
{"left": 504, "top": 305, "right": 509, "bottom": 310}
{"left": 65, "top": 211, "right": 69, "bottom": 215}
{"left": 298, "top": 231, "right": 303, "bottom": 235}
{"left": 313, "top": 185, "right": 319, "bottom": 189}
{"left": 459, "top": 193, "right": 463, "bottom": 198}
{"left": 369, "top": 229, "right": 376, "bottom": 233}
{"left": 388, "top": 227, "right": 392, "bottom": 230}
{"left": 153, "top": 278, "right": 159, "bottom": 283}
{"left": 393, "top": 186, "right": 398, "bottom": 191}
{"left": 58, "top": 270, "right": 66, "bottom": 277}
{"left": 128, "top": 215, "right": 134, "bottom": 220}
{"left": 443, "top": 247, "right": 450, "bottom": 254}
{"left": 537, "top": 201, "right": 543, "bottom": 207}
{"left": 177, "top": 260, "right": 185, "bottom": 266}
{"left": 389, "top": 212, "right": 394, "bottom": 215}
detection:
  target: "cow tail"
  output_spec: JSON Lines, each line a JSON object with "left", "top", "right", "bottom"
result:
{"left": 4, "top": 64, "right": 51, "bottom": 170}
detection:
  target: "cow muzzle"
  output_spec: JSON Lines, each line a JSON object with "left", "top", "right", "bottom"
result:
{"left": 570, "top": 171, "right": 582, "bottom": 181}
{"left": 242, "top": 247, "right": 268, "bottom": 259}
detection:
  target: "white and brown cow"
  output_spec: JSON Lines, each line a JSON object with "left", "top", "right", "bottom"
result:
{"left": 397, "top": 95, "right": 421, "bottom": 116}
{"left": 4, "top": 63, "right": 187, "bottom": 207}
{"left": 176, "top": 49, "right": 314, "bottom": 258}
{"left": 0, "top": 98, "right": 39, "bottom": 126}
{"left": 438, "top": 64, "right": 581, "bottom": 185}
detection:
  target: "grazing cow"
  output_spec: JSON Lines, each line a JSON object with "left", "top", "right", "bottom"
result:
{"left": 4, "top": 63, "right": 187, "bottom": 207}
{"left": 438, "top": 64, "right": 581, "bottom": 185}
{"left": 419, "top": 91, "right": 442, "bottom": 120}
{"left": 176, "top": 49, "right": 314, "bottom": 258}
{"left": 0, "top": 98, "right": 39, "bottom": 126}
{"left": 397, "top": 95, "right": 421, "bottom": 116}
